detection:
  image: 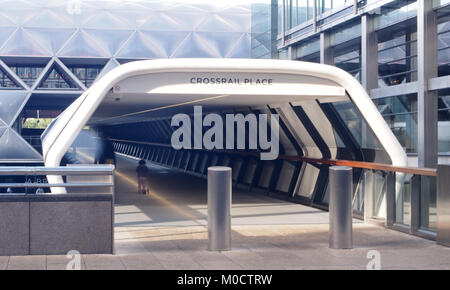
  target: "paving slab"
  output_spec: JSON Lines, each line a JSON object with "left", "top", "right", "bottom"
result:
{"left": 7, "top": 255, "right": 46, "bottom": 270}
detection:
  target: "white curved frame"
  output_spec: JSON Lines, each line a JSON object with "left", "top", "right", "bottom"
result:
{"left": 42, "top": 58, "right": 407, "bottom": 193}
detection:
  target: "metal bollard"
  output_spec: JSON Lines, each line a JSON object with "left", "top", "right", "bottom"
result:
{"left": 208, "top": 166, "right": 232, "bottom": 251}
{"left": 329, "top": 166, "right": 353, "bottom": 249}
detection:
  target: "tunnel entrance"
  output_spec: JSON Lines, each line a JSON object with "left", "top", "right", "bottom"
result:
{"left": 41, "top": 58, "right": 407, "bottom": 224}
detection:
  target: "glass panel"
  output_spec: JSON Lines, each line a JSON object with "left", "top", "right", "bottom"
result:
{"left": 395, "top": 174, "right": 413, "bottom": 226}
{"left": 83, "top": 11, "right": 131, "bottom": 30}
{"left": 317, "top": 0, "right": 351, "bottom": 15}
{"left": 330, "top": 21, "right": 361, "bottom": 46}
{"left": 353, "top": 173, "right": 364, "bottom": 214}
{"left": 373, "top": 171, "right": 387, "bottom": 218}
{"left": 374, "top": 1, "right": 417, "bottom": 30}
{"left": 171, "top": 33, "right": 221, "bottom": 58}
{"left": 0, "top": 29, "right": 51, "bottom": 56}
{"left": 23, "top": 9, "right": 74, "bottom": 29}
{"left": 0, "top": 126, "right": 6, "bottom": 138}
{"left": 293, "top": 37, "right": 320, "bottom": 59}
{"left": 58, "top": 31, "right": 109, "bottom": 58}
{"left": 228, "top": 33, "right": 251, "bottom": 58}
{"left": 0, "top": 91, "right": 28, "bottom": 126}
{"left": 140, "top": 12, "right": 186, "bottom": 31}
{"left": 438, "top": 92, "right": 450, "bottom": 154}
{"left": 0, "top": 27, "right": 16, "bottom": 48}
{"left": 378, "top": 29, "right": 417, "bottom": 87}
{"left": 11, "top": 65, "right": 45, "bottom": 88}
{"left": 68, "top": 65, "right": 104, "bottom": 88}
{"left": 295, "top": 163, "right": 319, "bottom": 198}
{"left": 38, "top": 66, "right": 78, "bottom": 90}
{"left": 196, "top": 14, "right": 239, "bottom": 32}
{"left": 438, "top": 19, "right": 450, "bottom": 77}
{"left": 94, "top": 59, "right": 119, "bottom": 84}
{"left": 117, "top": 31, "right": 172, "bottom": 58}
{"left": 0, "top": 67, "right": 22, "bottom": 89}
{"left": 286, "top": 0, "right": 314, "bottom": 28}
{"left": 276, "top": 161, "right": 295, "bottom": 192}
{"left": 420, "top": 176, "right": 437, "bottom": 232}
{"left": 374, "top": 94, "right": 418, "bottom": 154}
{"left": 76, "top": 29, "right": 132, "bottom": 57}
{"left": 332, "top": 100, "right": 382, "bottom": 149}
{"left": 193, "top": 32, "right": 245, "bottom": 58}
{"left": 334, "top": 43, "right": 361, "bottom": 82}
{"left": 0, "top": 128, "right": 42, "bottom": 160}
{"left": 433, "top": 0, "right": 450, "bottom": 8}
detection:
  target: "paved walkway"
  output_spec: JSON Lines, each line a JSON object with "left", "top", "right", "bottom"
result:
{"left": 1, "top": 153, "right": 450, "bottom": 270}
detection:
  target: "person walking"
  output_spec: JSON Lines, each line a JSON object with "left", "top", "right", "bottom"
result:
{"left": 136, "top": 159, "right": 149, "bottom": 195}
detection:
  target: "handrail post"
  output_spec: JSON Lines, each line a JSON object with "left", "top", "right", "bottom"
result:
{"left": 363, "top": 169, "right": 374, "bottom": 222}
{"left": 386, "top": 171, "right": 396, "bottom": 227}
{"left": 410, "top": 175, "right": 421, "bottom": 233}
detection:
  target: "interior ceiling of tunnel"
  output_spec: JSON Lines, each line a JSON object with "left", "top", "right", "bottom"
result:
{"left": 0, "top": 0, "right": 258, "bottom": 162}
{"left": 89, "top": 71, "right": 347, "bottom": 125}
{"left": 90, "top": 92, "right": 348, "bottom": 126}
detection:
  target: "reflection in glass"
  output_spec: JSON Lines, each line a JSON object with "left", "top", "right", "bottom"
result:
{"left": 438, "top": 91, "right": 450, "bottom": 154}
{"left": 438, "top": 17, "right": 450, "bottom": 76}
{"left": 395, "top": 173, "right": 412, "bottom": 226}
{"left": 420, "top": 176, "right": 437, "bottom": 232}
{"left": 374, "top": 94, "right": 418, "bottom": 154}
{"left": 378, "top": 28, "right": 417, "bottom": 87}
{"left": 11, "top": 65, "right": 45, "bottom": 88}
{"left": 332, "top": 100, "right": 382, "bottom": 149}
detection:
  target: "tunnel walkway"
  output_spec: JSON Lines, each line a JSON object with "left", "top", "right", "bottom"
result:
{"left": 113, "top": 153, "right": 331, "bottom": 228}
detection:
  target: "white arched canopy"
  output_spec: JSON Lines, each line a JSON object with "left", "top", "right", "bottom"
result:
{"left": 41, "top": 59, "right": 407, "bottom": 194}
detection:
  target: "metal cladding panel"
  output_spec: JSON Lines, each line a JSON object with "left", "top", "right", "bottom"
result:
{"left": 22, "top": 28, "right": 76, "bottom": 56}
{"left": 0, "top": 28, "right": 51, "bottom": 56}
{"left": 0, "top": 1, "right": 252, "bottom": 59}
{"left": 0, "top": 128, "right": 42, "bottom": 161}
{"left": 0, "top": 91, "right": 28, "bottom": 126}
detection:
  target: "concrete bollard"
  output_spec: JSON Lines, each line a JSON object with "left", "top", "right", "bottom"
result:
{"left": 208, "top": 166, "right": 232, "bottom": 251}
{"left": 329, "top": 166, "right": 353, "bottom": 249}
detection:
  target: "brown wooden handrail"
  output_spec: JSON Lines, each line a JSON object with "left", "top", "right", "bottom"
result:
{"left": 278, "top": 156, "right": 437, "bottom": 177}
{"left": 111, "top": 138, "right": 437, "bottom": 177}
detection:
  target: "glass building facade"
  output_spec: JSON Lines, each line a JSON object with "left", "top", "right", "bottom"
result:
{"left": 277, "top": 0, "right": 450, "bottom": 167}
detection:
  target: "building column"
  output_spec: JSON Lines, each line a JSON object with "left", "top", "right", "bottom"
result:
{"left": 417, "top": 0, "right": 438, "bottom": 168}
{"left": 361, "top": 14, "right": 379, "bottom": 220}
{"left": 361, "top": 14, "right": 378, "bottom": 92}
{"left": 320, "top": 32, "right": 333, "bottom": 65}
{"left": 271, "top": 0, "right": 279, "bottom": 58}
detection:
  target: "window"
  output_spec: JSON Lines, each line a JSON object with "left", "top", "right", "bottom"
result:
{"left": 378, "top": 25, "right": 417, "bottom": 87}
{"left": 332, "top": 21, "right": 362, "bottom": 82}
{"left": 437, "top": 10, "right": 450, "bottom": 77}
{"left": 332, "top": 100, "right": 382, "bottom": 150}
{"left": 69, "top": 66, "right": 103, "bottom": 87}
{"left": 373, "top": 94, "right": 418, "bottom": 154}
{"left": 11, "top": 65, "right": 45, "bottom": 88}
